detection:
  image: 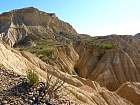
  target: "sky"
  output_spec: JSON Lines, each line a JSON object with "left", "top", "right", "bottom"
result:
{"left": 0, "top": 0, "right": 140, "bottom": 36}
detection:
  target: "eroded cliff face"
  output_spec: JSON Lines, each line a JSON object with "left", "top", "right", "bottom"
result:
{"left": 74, "top": 35, "right": 140, "bottom": 91}
{"left": 116, "top": 82, "right": 140, "bottom": 105}
{"left": 0, "top": 7, "right": 140, "bottom": 105}
{"left": 0, "top": 41, "right": 134, "bottom": 105}
{"left": 0, "top": 7, "right": 79, "bottom": 74}
{"left": 0, "top": 7, "right": 77, "bottom": 47}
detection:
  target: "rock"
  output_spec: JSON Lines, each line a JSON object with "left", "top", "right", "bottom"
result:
{"left": 2, "top": 100, "right": 8, "bottom": 104}
{"left": 116, "top": 82, "right": 140, "bottom": 105}
{"left": 32, "top": 97, "right": 36, "bottom": 101}
{"left": 28, "top": 92, "right": 33, "bottom": 96}
{"left": 24, "top": 98, "right": 28, "bottom": 102}
{"left": 0, "top": 71, "right": 3, "bottom": 74}
{"left": 40, "top": 99, "right": 46, "bottom": 103}
{"left": 28, "top": 99, "right": 33, "bottom": 104}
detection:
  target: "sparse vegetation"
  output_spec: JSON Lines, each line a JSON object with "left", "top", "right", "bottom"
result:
{"left": 97, "top": 43, "right": 113, "bottom": 49}
{"left": 27, "top": 72, "right": 66, "bottom": 104}
{"left": 26, "top": 70, "right": 39, "bottom": 86}
{"left": 0, "top": 67, "right": 71, "bottom": 105}
{"left": 22, "top": 40, "right": 57, "bottom": 62}
{"left": 45, "top": 74, "right": 65, "bottom": 102}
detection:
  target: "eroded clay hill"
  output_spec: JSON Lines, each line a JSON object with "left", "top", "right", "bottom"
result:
{"left": 0, "top": 7, "right": 77, "bottom": 47}
{"left": 0, "top": 42, "right": 134, "bottom": 105}
{"left": 74, "top": 35, "right": 140, "bottom": 91}
{"left": 0, "top": 7, "right": 140, "bottom": 105}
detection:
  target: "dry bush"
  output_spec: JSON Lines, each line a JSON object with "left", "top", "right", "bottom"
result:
{"left": 26, "top": 70, "right": 68, "bottom": 104}
{"left": 44, "top": 74, "right": 65, "bottom": 102}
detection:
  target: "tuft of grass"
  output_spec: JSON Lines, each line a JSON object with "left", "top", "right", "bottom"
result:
{"left": 26, "top": 70, "right": 39, "bottom": 86}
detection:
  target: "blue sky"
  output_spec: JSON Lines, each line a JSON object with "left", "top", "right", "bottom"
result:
{"left": 0, "top": 0, "right": 140, "bottom": 36}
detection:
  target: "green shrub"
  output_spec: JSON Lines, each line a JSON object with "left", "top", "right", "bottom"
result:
{"left": 99, "top": 43, "right": 113, "bottom": 49}
{"left": 27, "top": 70, "right": 39, "bottom": 86}
{"left": 38, "top": 48, "right": 53, "bottom": 57}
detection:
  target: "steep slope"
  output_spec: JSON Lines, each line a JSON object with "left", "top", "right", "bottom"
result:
{"left": 1, "top": 7, "right": 140, "bottom": 91}
{"left": 74, "top": 35, "right": 140, "bottom": 91}
{"left": 0, "top": 41, "right": 134, "bottom": 105}
{"left": 0, "top": 7, "right": 79, "bottom": 74}
{"left": 116, "top": 82, "right": 140, "bottom": 105}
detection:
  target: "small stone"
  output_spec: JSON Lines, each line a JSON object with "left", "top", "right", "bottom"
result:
{"left": 40, "top": 99, "right": 46, "bottom": 103}
{"left": 2, "top": 100, "right": 8, "bottom": 104}
{"left": 28, "top": 100, "right": 33, "bottom": 104}
{"left": 0, "top": 71, "right": 3, "bottom": 74}
{"left": 40, "top": 92, "right": 45, "bottom": 97}
{"left": 24, "top": 98, "right": 28, "bottom": 102}
{"left": 35, "top": 91, "right": 39, "bottom": 96}
{"left": 28, "top": 92, "right": 33, "bottom": 95}
{"left": 28, "top": 92, "right": 34, "bottom": 98}
{"left": 37, "top": 86, "right": 40, "bottom": 90}
{"left": 32, "top": 97, "right": 36, "bottom": 101}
